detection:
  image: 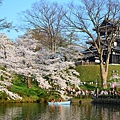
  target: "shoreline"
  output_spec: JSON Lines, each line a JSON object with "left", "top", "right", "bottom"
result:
{"left": 71, "top": 98, "right": 92, "bottom": 104}
{"left": 92, "top": 97, "right": 120, "bottom": 104}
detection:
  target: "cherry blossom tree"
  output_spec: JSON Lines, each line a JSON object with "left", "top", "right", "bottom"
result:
{"left": 0, "top": 33, "right": 82, "bottom": 92}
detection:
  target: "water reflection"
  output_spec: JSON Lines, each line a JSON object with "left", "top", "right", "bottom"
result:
{"left": 48, "top": 104, "right": 71, "bottom": 120}
{"left": 0, "top": 104, "right": 22, "bottom": 120}
{"left": 0, "top": 102, "right": 120, "bottom": 120}
{"left": 92, "top": 103, "right": 120, "bottom": 120}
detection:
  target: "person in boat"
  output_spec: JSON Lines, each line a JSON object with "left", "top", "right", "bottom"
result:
{"left": 58, "top": 99, "right": 62, "bottom": 102}
{"left": 51, "top": 99, "right": 55, "bottom": 102}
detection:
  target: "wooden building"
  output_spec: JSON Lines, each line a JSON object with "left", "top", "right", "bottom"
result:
{"left": 82, "top": 18, "right": 120, "bottom": 64}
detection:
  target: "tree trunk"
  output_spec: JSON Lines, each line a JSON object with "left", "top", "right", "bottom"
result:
{"left": 27, "top": 73, "right": 31, "bottom": 88}
{"left": 100, "top": 63, "right": 108, "bottom": 89}
{"left": 53, "top": 39, "right": 56, "bottom": 52}
{"left": 27, "top": 77, "right": 31, "bottom": 88}
{"left": 100, "top": 54, "right": 109, "bottom": 89}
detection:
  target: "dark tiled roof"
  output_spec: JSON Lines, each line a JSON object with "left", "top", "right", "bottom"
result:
{"left": 113, "top": 47, "right": 120, "bottom": 51}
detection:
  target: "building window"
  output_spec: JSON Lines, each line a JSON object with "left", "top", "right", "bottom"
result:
{"left": 114, "top": 42, "right": 117, "bottom": 47}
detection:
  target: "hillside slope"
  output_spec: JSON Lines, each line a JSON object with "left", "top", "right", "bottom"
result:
{"left": 75, "top": 64, "right": 120, "bottom": 85}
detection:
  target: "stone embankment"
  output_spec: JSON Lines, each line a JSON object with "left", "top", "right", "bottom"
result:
{"left": 92, "top": 97, "right": 120, "bottom": 104}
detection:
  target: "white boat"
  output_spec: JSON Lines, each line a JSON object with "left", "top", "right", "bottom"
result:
{"left": 48, "top": 101, "right": 71, "bottom": 105}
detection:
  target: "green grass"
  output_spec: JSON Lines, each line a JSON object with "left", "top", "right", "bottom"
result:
{"left": 75, "top": 64, "right": 120, "bottom": 90}
{"left": 11, "top": 85, "right": 42, "bottom": 96}
{"left": 75, "top": 65, "right": 100, "bottom": 82}
{"left": 9, "top": 74, "right": 62, "bottom": 102}
{"left": 80, "top": 83, "right": 96, "bottom": 91}
{"left": 4, "top": 73, "right": 48, "bottom": 102}
{"left": 75, "top": 64, "right": 120, "bottom": 82}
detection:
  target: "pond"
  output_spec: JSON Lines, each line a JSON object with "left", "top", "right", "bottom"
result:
{"left": 0, "top": 102, "right": 120, "bottom": 120}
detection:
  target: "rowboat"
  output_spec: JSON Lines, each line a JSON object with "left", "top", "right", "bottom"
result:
{"left": 48, "top": 101, "right": 71, "bottom": 105}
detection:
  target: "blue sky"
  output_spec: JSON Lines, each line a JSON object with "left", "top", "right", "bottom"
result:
{"left": 0, "top": 0, "right": 79, "bottom": 40}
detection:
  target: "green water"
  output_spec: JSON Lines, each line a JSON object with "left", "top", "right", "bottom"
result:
{"left": 0, "top": 102, "right": 120, "bottom": 120}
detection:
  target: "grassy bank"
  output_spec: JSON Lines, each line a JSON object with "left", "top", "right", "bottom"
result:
{"left": 75, "top": 64, "right": 120, "bottom": 90}
{"left": 75, "top": 64, "right": 120, "bottom": 82}
{"left": 0, "top": 74, "right": 61, "bottom": 103}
